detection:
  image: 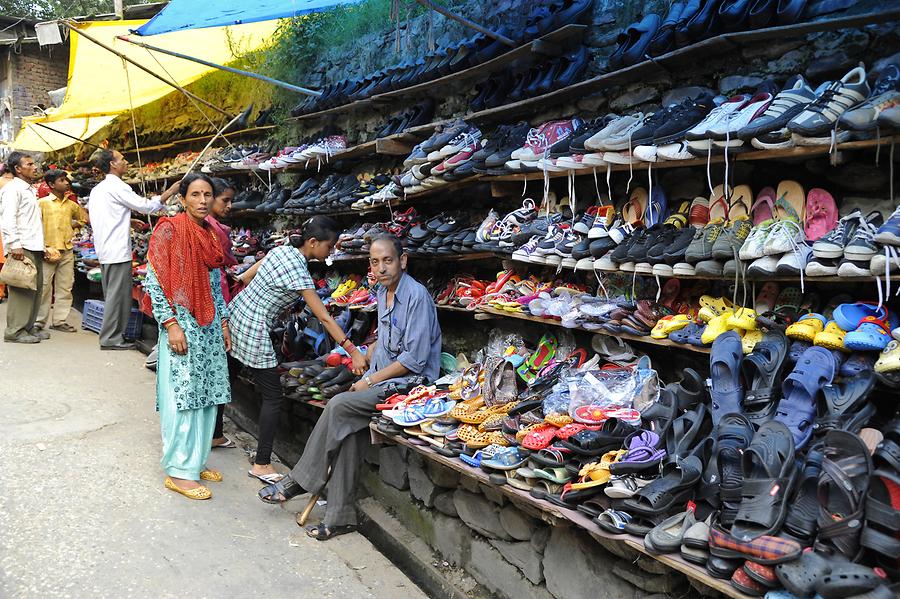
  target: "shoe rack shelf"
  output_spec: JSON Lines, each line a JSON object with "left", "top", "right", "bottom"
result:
{"left": 288, "top": 8, "right": 899, "bottom": 132}
{"left": 314, "top": 251, "right": 496, "bottom": 264}
{"left": 368, "top": 423, "right": 746, "bottom": 599}
{"left": 291, "top": 24, "right": 588, "bottom": 123}
{"left": 486, "top": 135, "right": 900, "bottom": 183}
{"left": 474, "top": 306, "right": 712, "bottom": 355}
{"left": 121, "top": 125, "right": 277, "bottom": 157}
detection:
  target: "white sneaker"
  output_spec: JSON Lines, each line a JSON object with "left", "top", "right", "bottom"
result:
{"left": 603, "top": 151, "right": 641, "bottom": 164}
{"left": 632, "top": 145, "right": 660, "bottom": 162}
{"left": 672, "top": 262, "right": 695, "bottom": 276}
{"left": 652, "top": 263, "right": 674, "bottom": 276}
{"left": 837, "top": 257, "right": 871, "bottom": 277}
{"left": 805, "top": 256, "right": 840, "bottom": 276}
{"left": 685, "top": 95, "right": 748, "bottom": 150}
{"left": 575, "top": 257, "right": 595, "bottom": 271}
{"left": 583, "top": 113, "right": 638, "bottom": 151}
{"left": 593, "top": 251, "right": 617, "bottom": 272}
{"left": 709, "top": 93, "right": 773, "bottom": 147}
{"left": 656, "top": 141, "right": 694, "bottom": 160}
{"left": 739, "top": 221, "right": 774, "bottom": 260}
{"left": 763, "top": 219, "right": 804, "bottom": 256}
{"left": 580, "top": 153, "right": 607, "bottom": 166}
{"left": 747, "top": 255, "right": 779, "bottom": 276}
{"left": 594, "top": 115, "right": 647, "bottom": 151}
{"left": 776, "top": 243, "right": 813, "bottom": 275}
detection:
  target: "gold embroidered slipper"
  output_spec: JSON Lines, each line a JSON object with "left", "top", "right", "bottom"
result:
{"left": 200, "top": 469, "right": 223, "bottom": 482}
{"left": 165, "top": 477, "right": 211, "bottom": 500}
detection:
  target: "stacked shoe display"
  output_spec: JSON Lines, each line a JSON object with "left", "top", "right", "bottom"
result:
{"left": 290, "top": 0, "right": 594, "bottom": 116}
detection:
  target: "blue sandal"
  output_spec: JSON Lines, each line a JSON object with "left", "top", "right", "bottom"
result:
{"left": 777, "top": 345, "right": 836, "bottom": 449}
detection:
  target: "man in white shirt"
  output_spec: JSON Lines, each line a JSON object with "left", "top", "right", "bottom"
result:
{"left": 88, "top": 149, "right": 177, "bottom": 350}
{"left": 0, "top": 152, "right": 46, "bottom": 343}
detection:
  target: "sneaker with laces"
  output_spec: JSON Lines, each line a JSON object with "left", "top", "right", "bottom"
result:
{"left": 711, "top": 218, "right": 753, "bottom": 260}
{"left": 812, "top": 210, "right": 862, "bottom": 258}
{"left": 549, "top": 230, "right": 583, "bottom": 267}
{"left": 805, "top": 256, "right": 840, "bottom": 276}
{"left": 837, "top": 257, "right": 872, "bottom": 277}
{"left": 482, "top": 122, "right": 532, "bottom": 170}
{"left": 839, "top": 63, "right": 900, "bottom": 131}
{"left": 788, "top": 66, "right": 870, "bottom": 137}
{"left": 711, "top": 91, "right": 775, "bottom": 148}
{"left": 763, "top": 219, "right": 804, "bottom": 256}
{"left": 433, "top": 127, "right": 482, "bottom": 161}
{"left": 874, "top": 206, "right": 900, "bottom": 246}
{"left": 569, "top": 115, "right": 617, "bottom": 152}
{"left": 583, "top": 113, "right": 642, "bottom": 151}
{"left": 747, "top": 254, "right": 779, "bottom": 276}
{"left": 739, "top": 220, "right": 775, "bottom": 260}
{"left": 531, "top": 224, "right": 568, "bottom": 264}
{"left": 739, "top": 75, "right": 817, "bottom": 140}
{"left": 656, "top": 141, "right": 695, "bottom": 160}
{"left": 843, "top": 212, "right": 884, "bottom": 261}
{"left": 684, "top": 220, "right": 725, "bottom": 263}
{"left": 574, "top": 206, "right": 600, "bottom": 235}
{"left": 685, "top": 95, "right": 747, "bottom": 148}
{"left": 511, "top": 235, "right": 542, "bottom": 262}
{"left": 511, "top": 120, "right": 579, "bottom": 165}
{"left": 776, "top": 243, "right": 813, "bottom": 275}
{"left": 475, "top": 209, "right": 500, "bottom": 243}
{"left": 651, "top": 94, "right": 717, "bottom": 144}
{"left": 661, "top": 226, "right": 698, "bottom": 265}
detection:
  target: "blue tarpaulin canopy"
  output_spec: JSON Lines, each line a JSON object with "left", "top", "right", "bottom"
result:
{"left": 135, "top": 0, "right": 366, "bottom": 36}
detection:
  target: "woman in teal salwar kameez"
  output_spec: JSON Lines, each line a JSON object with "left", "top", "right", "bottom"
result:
{"left": 143, "top": 173, "right": 231, "bottom": 500}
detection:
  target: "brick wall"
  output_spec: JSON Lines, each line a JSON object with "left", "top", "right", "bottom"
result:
{"left": 5, "top": 42, "right": 69, "bottom": 141}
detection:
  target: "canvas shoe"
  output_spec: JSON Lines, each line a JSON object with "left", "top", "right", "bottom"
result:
{"left": 837, "top": 257, "right": 872, "bottom": 277}
{"left": 843, "top": 212, "right": 884, "bottom": 261}
{"left": 812, "top": 209, "right": 862, "bottom": 258}
{"left": 661, "top": 226, "right": 698, "bottom": 265}
{"left": 583, "top": 113, "right": 643, "bottom": 151}
{"left": 498, "top": 198, "right": 539, "bottom": 230}
{"left": 739, "top": 75, "right": 817, "bottom": 140}
{"left": 511, "top": 235, "right": 542, "bottom": 262}
{"left": 304, "top": 135, "right": 347, "bottom": 159}
{"left": 593, "top": 250, "right": 617, "bottom": 272}
{"left": 839, "top": 63, "right": 900, "bottom": 131}
{"left": 870, "top": 250, "right": 900, "bottom": 276}
{"left": 531, "top": 225, "right": 569, "bottom": 264}
{"left": 514, "top": 120, "right": 580, "bottom": 164}
{"left": 805, "top": 256, "right": 840, "bottom": 276}
{"left": 403, "top": 143, "right": 429, "bottom": 167}
{"left": 588, "top": 219, "right": 629, "bottom": 256}
{"left": 432, "top": 127, "right": 482, "bottom": 161}
{"left": 672, "top": 262, "right": 696, "bottom": 276}
{"left": 874, "top": 205, "right": 900, "bottom": 246}
{"left": 549, "top": 230, "right": 583, "bottom": 267}
{"left": 569, "top": 115, "right": 617, "bottom": 152}
{"left": 574, "top": 206, "right": 600, "bottom": 235}
{"left": 575, "top": 256, "right": 596, "bottom": 271}
{"left": 685, "top": 95, "right": 748, "bottom": 151}
{"left": 788, "top": 66, "right": 870, "bottom": 137}
{"left": 763, "top": 218, "right": 804, "bottom": 256}
{"left": 475, "top": 209, "right": 500, "bottom": 243}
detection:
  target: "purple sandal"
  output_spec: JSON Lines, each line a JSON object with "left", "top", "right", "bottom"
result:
{"left": 608, "top": 430, "right": 666, "bottom": 474}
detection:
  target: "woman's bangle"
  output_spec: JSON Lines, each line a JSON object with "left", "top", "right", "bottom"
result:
{"left": 163, "top": 319, "right": 177, "bottom": 330}
{"left": 364, "top": 375, "right": 374, "bottom": 387}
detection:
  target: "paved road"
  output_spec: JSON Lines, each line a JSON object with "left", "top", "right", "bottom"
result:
{"left": 0, "top": 305, "right": 427, "bottom": 599}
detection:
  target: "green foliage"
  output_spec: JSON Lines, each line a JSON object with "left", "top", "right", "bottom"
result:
{"left": 260, "top": 0, "right": 426, "bottom": 122}
{"left": 0, "top": 0, "right": 143, "bottom": 19}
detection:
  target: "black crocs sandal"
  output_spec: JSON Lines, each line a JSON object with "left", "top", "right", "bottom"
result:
{"left": 730, "top": 421, "right": 798, "bottom": 542}
{"left": 621, "top": 455, "right": 703, "bottom": 517}
{"left": 305, "top": 523, "right": 357, "bottom": 541}
{"left": 715, "top": 413, "right": 755, "bottom": 527}
{"left": 665, "top": 403, "right": 710, "bottom": 463}
{"left": 816, "top": 371, "right": 876, "bottom": 435}
{"left": 782, "top": 446, "right": 824, "bottom": 546}
{"left": 258, "top": 476, "right": 306, "bottom": 504}
{"left": 816, "top": 429, "right": 873, "bottom": 560}
{"left": 640, "top": 387, "right": 679, "bottom": 437}
{"left": 741, "top": 330, "right": 788, "bottom": 426}
{"left": 817, "top": 562, "right": 886, "bottom": 599}
{"left": 860, "top": 467, "right": 900, "bottom": 576}
{"left": 775, "top": 549, "right": 832, "bottom": 597}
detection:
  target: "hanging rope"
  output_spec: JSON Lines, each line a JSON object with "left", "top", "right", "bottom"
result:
{"left": 121, "top": 57, "right": 148, "bottom": 200}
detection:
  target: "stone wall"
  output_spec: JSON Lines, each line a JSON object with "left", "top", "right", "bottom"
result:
{"left": 5, "top": 41, "right": 69, "bottom": 142}
{"left": 360, "top": 444, "right": 701, "bottom": 599}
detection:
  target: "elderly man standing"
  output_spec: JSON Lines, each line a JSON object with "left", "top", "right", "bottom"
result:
{"left": 88, "top": 149, "right": 178, "bottom": 351}
{"left": 258, "top": 234, "right": 443, "bottom": 541}
{"left": 35, "top": 170, "right": 88, "bottom": 334}
{"left": 0, "top": 152, "right": 46, "bottom": 344}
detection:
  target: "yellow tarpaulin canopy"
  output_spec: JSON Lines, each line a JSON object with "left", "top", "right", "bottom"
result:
{"left": 12, "top": 18, "right": 280, "bottom": 152}
{"left": 11, "top": 115, "right": 115, "bottom": 153}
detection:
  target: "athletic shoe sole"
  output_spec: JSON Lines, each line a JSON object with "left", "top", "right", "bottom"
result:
{"left": 812, "top": 245, "right": 845, "bottom": 259}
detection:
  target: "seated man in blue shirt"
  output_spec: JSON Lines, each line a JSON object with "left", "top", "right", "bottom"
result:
{"left": 258, "top": 234, "right": 442, "bottom": 540}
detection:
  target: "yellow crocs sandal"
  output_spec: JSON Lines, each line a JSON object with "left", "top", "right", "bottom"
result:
{"left": 786, "top": 313, "right": 826, "bottom": 342}
{"left": 742, "top": 330, "right": 764, "bottom": 354}
{"left": 814, "top": 321, "right": 848, "bottom": 352}
{"left": 875, "top": 340, "right": 900, "bottom": 374}
{"left": 701, "top": 310, "right": 737, "bottom": 345}
{"left": 727, "top": 307, "right": 758, "bottom": 331}
{"left": 651, "top": 314, "right": 691, "bottom": 339}
{"left": 699, "top": 295, "right": 734, "bottom": 318}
